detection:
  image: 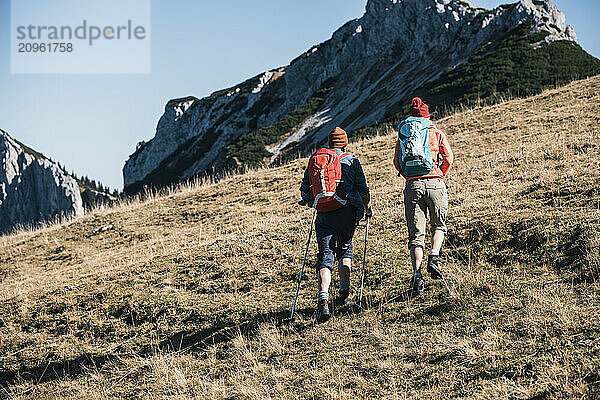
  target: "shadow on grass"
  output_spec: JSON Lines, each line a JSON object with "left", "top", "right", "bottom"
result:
{"left": 156, "top": 306, "right": 315, "bottom": 354}
{"left": 0, "top": 283, "right": 460, "bottom": 386}
{"left": 353, "top": 283, "right": 459, "bottom": 317}
{"left": 0, "top": 353, "right": 110, "bottom": 389}
{"left": 381, "top": 289, "right": 414, "bottom": 304}
{"left": 0, "top": 306, "right": 315, "bottom": 387}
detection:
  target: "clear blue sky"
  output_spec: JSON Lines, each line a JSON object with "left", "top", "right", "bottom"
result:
{"left": 0, "top": 0, "right": 598, "bottom": 190}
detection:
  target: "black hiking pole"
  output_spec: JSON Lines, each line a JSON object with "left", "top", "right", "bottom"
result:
{"left": 358, "top": 217, "right": 370, "bottom": 306}
{"left": 290, "top": 208, "right": 318, "bottom": 321}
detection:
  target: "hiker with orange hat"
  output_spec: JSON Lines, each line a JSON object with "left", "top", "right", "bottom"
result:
{"left": 394, "top": 98, "right": 454, "bottom": 296}
{"left": 299, "top": 127, "right": 372, "bottom": 322}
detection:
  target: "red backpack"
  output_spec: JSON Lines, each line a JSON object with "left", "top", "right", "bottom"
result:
{"left": 308, "top": 148, "right": 349, "bottom": 212}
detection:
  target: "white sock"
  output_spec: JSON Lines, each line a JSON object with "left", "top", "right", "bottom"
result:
{"left": 318, "top": 291, "right": 329, "bottom": 303}
{"left": 430, "top": 249, "right": 440, "bottom": 256}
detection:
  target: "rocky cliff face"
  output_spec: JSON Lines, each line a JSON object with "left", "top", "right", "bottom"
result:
{"left": 123, "top": 0, "right": 580, "bottom": 193}
{"left": 0, "top": 130, "right": 84, "bottom": 234}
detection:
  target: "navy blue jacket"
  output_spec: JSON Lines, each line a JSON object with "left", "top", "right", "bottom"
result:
{"left": 300, "top": 148, "right": 370, "bottom": 219}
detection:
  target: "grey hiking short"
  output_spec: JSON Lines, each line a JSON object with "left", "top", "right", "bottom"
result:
{"left": 404, "top": 178, "right": 448, "bottom": 249}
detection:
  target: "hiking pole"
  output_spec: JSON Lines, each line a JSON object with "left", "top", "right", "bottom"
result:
{"left": 358, "top": 216, "right": 370, "bottom": 306}
{"left": 290, "top": 208, "right": 318, "bottom": 321}
{"left": 438, "top": 268, "right": 456, "bottom": 299}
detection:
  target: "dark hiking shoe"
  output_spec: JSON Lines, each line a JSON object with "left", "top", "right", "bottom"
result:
{"left": 411, "top": 272, "right": 425, "bottom": 297}
{"left": 316, "top": 300, "right": 331, "bottom": 323}
{"left": 338, "top": 288, "right": 356, "bottom": 305}
{"left": 427, "top": 255, "right": 443, "bottom": 280}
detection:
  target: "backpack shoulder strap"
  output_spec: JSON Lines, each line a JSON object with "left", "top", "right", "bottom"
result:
{"left": 339, "top": 152, "right": 353, "bottom": 163}
{"left": 399, "top": 118, "right": 422, "bottom": 139}
{"left": 398, "top": 120, "right": 408, "bottom": 130}
{"left": 428, "top": 123, "right": 443, "bottom": 144}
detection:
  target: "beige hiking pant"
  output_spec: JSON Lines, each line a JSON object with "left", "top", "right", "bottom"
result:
{"left": 404, "top": 178, "right": 448, "bottom": 249}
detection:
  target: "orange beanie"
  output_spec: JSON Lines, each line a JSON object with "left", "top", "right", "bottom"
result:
{"left": 328, "top": 127, "right": 348, "bottom": 149}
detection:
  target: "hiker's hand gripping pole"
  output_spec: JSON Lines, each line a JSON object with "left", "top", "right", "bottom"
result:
{"left": 358, "top": 216, "right": 370, "bottom": 306}
{"left": 290, "top": 208, "right": 318, "bottom": 321}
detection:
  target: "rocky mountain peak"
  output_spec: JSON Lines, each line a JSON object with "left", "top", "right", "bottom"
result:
{"left": 0, "top": 129, "right": 84, "bottom": 234}
{"left": 362, "top": 0, "right": 575, "bottom": 43}
{"left": 123, "top": 0, "right": 592, "bottom": 194}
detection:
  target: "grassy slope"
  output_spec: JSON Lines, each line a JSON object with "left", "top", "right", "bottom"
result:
{"left": 1, "top": 77, "right": 599, "bottom": 399}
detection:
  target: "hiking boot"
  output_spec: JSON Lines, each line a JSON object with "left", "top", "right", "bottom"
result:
{"left": 411, "top": 272, "right": 425, "bottom": 297}
{"left": 427, "top": 254, "right": 443, "bottom": 280}
{"left": 316, "top": 300, "right": 331, "bottom": 323}
{"left": 338, "top": 288, "right": 356, "bottom": 306}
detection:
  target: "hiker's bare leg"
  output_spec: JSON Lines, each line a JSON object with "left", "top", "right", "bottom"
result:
{"left": 431, "top": 230, "right": 445, "bottom": 254}
{"left": 318, "top": 268, "right": 331, "bottom": 293}
{"left": 410, "top": 245, "right": 424, "bottom": 273}
{"left": 338, "top": 258, "right": 351, "bottom": 282}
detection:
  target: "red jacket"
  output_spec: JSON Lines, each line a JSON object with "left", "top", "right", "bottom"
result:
{"left": 394, "top": 120, "right": 453, "bottom": 180}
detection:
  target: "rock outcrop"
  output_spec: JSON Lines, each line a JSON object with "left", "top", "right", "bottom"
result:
{"left": 0, "top": 129, "right": 84, "bottom": 234}
{"left": 81, "top": 188, "right": 117, "bottom": 210}
{"left": 123, "top": 0, "right": 582, "bottom": 193}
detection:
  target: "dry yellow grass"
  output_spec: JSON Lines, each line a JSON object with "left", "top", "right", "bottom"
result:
{"left": 1, "top": 76, "right": 599, "bottom": 399}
